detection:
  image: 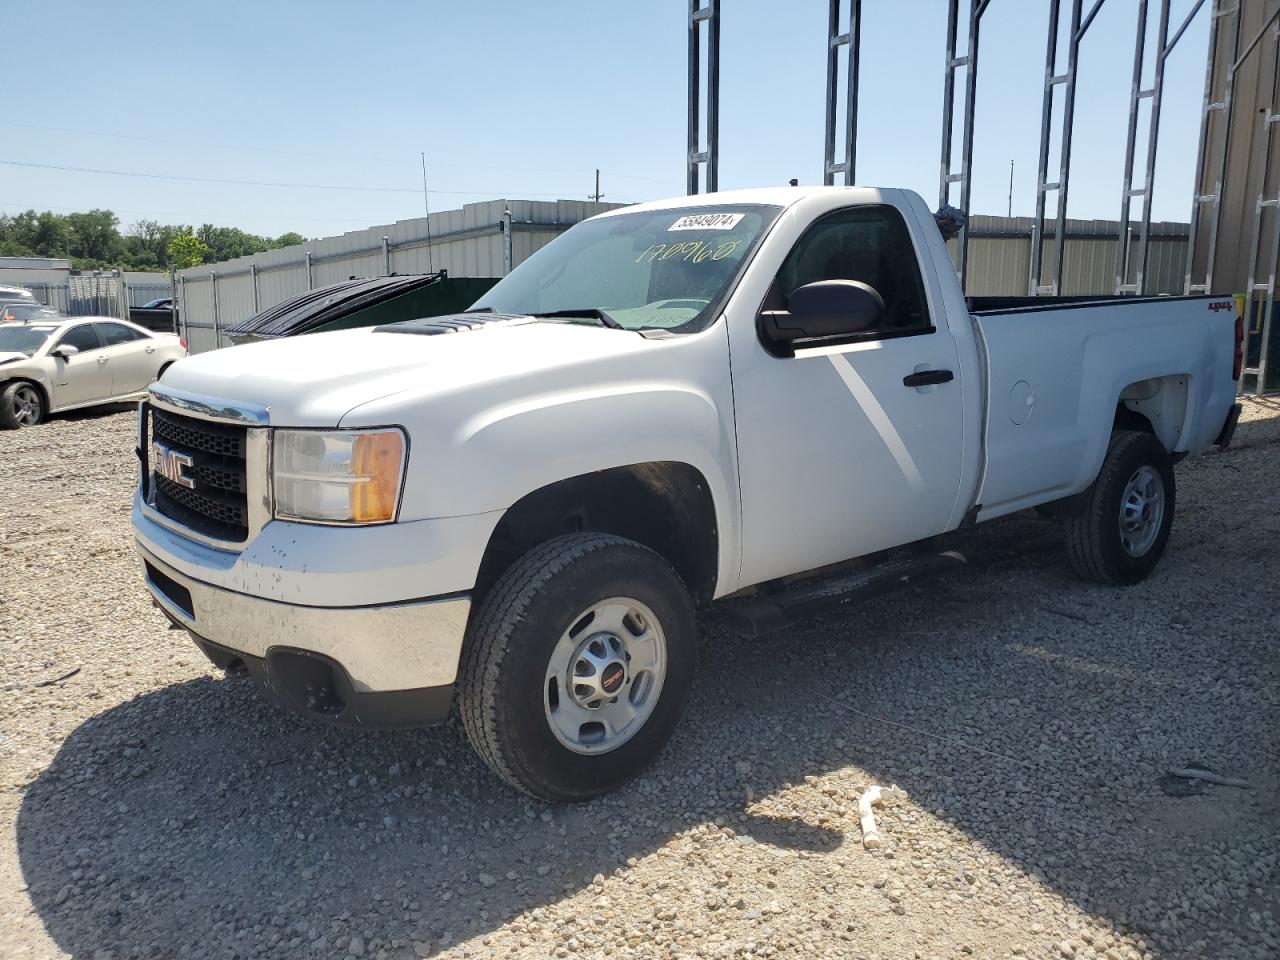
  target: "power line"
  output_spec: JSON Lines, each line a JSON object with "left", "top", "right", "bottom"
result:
{"left": 0, "top": 158, "right": 585, "bottom": 198}
{"left": 0, "top": 120, "right": 406, "bottom": 166}
{"left": 0, "top": 121, "right": 685, "bottom": 189}
{"left": 597, "top": 168, "right": 684, "bottom": 187}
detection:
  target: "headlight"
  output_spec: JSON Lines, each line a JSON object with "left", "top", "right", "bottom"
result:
{"left": 272, "top": 428, "right": 406, "bottom": 525}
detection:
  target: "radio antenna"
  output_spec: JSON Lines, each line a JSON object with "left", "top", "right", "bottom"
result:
{"left": 421, "top": 151, "right": 434, "bottom": 275}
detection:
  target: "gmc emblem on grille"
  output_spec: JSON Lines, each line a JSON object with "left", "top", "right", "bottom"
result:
{"left": 153, "top": 442, "right": 195, "bottom": 489}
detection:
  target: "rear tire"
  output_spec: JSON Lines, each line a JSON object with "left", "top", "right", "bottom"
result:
{"left": 1064, "top": 430, "right": 1175, "bottom": 585}
{"left": 458, "top": 533, "right": 696, "bottom": 801}
{"left": 0, "top": 381, "right": 45, "bottom": 429}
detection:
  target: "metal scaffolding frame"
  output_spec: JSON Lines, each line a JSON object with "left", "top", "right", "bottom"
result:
{"left": 686, "top": 0, "right": 721, "bottom": 195}
{"left": 1186, "top": 1, "right": 1243, "bottom": 296}
{"left": 1240, "top": 8, "right": 1280, "bottom": 391}
{"left": 823, "top": 0, "right": 862, "bottom": 186}
{"left": 938, "top": 0, "right": 991, "bottom": 286}
{"left": 680, "top": 0, "right": 1273, "bottom": 377}
{"left": 1030, "top": 0, "right": 1094, "bottom": 295}
{"left": 1114, "top": 0, "right": 1208, "bottom": 295}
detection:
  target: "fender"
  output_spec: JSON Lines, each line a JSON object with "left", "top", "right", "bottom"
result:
{"left": 341, "top": 323, "right": 745, "bottom": 597}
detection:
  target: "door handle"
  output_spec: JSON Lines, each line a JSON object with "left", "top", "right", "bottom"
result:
{"left": 903, "top": 369, "right": 953, "bottom": 387}
{"left": 97, "top": 357, "right": 108, "bottom": 364}
{"left": 145, "top": 346, "right": 155, "bottom": 353}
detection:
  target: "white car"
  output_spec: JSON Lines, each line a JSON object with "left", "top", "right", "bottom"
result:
{"left": 0, "top": 317, "right": 187, "bottom": 428}
{"left": 0, "top": 285, "right": 35, "bottom": 303}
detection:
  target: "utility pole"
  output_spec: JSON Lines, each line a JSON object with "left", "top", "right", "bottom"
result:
{"left": 1008, "top": 160, "right": 1014, "bottom": 218}
{"left": 590, "top": 169, "right": 603, "bottom": 203}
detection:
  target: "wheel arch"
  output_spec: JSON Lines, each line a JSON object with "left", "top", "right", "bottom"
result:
{"left": 1, "top": 376, "right": 51, "bottom": 411}
{"left": 473, "top": 461, "right": 721, "bottom": 608}
{"left": 1116, "top": 373, "right": 1190, "bottom": 454}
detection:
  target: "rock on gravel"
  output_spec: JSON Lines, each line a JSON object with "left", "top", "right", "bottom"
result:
{"left": 1, "top": 401, "right": 1279, "bottom": 960}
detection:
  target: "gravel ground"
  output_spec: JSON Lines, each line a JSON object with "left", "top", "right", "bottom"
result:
{"left": 2, "top": 399, "right": 1279, "bottom": 960}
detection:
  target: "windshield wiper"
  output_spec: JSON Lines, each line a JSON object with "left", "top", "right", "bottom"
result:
{"left": 530, "top": 308, "right": 625, "bottom": 330}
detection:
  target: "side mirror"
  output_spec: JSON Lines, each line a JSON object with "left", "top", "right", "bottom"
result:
{"left": 52, "top": 344, "right": 80, "bottom": 360}
{"left": 761, "top": 280, "right": 884, "bottom": 351}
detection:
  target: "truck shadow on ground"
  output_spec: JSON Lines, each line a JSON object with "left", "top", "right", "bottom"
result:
{"left": 16, "top": 505, "right": 1280, "bottom": 959}
{"left": 48, "top": 401, "right": 137, "bottom": 425}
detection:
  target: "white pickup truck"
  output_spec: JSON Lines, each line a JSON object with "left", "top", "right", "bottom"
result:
{"left": 133, "top": 186, "right": 1241, "bottom": 800}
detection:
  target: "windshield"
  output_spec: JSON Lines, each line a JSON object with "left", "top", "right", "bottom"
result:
{"left": 471, "top": 203, "right": 783, "bottom": 333}
{"left": 0, "top": 325, "right": 57, "bottom": 356}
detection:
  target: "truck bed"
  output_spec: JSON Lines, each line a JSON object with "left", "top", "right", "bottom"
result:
{"left": 969, "top": 293, "right": 1237, "bottom": 522}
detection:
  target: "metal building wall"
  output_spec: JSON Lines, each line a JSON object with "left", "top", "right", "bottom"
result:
{"left": 1190, "top": 0, "right": 1280, "bottom": 295}
{"left": 960, "top": 216, "right": 1189, "bottom": 297}
{"left": 175, "top": 199, "right": 621, "bottom": 351}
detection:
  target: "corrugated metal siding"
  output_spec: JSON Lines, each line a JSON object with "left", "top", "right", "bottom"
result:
{"left": 959, "top": 216, "right": 1189, "bottom": 296}
{"left": 176, "top": 198, "right": 621, "bottom": 351}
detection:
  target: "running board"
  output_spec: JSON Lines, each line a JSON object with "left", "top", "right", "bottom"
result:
{"left": 718, "top": 551, "right": 968, "bottom": 638}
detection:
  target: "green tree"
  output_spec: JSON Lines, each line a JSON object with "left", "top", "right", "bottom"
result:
{"left": 126, "top": 219, "right": 165, "bottom": 264}
{"left": 0, "top": 210, "right": 70, "bottom": 257}
{"left": 1, "top": 207, "right": 304, "bottom": 269}
{"left": 166, "top": 231, "right": 210, "bottom": 269}
{"left": 66, "top": 209, "right": 122, "bottom": 262}
{"left": 197, "top": 224, "right": 273, "bottom": 262}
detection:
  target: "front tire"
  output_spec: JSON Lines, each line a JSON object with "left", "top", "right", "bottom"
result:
{"left": 458, "top": 533, "right": 696, "bottom": 801}
{"left": 0, "top": 381, "right": 45, "bottom": 429}
{"left": 1064, "top": 430, "right": 1175, "bottom": 585}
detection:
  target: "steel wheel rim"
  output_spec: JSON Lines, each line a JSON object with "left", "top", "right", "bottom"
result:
{"left": 13, "top": 386, "right": 41, "bottom": 425}
{"left": 543, "top": 597, "right": 667, "bottom": 756}
{"left": 1119, "top": 465, "right": 1164, "bottom": 557}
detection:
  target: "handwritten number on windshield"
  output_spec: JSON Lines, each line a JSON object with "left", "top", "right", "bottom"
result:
{"left": 635, "top": 239, "right": 742, "bottom": 264}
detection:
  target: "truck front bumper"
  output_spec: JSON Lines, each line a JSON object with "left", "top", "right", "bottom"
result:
{"left": 132, "top": 495, "right": 492, "bottom": 729}
{"left": 139, "top": 546, "right": 469, "bottom": 728}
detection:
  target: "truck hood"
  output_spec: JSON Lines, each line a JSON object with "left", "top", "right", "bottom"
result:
{"left": 160, "top": 321, "right": 667, "bottom": 426}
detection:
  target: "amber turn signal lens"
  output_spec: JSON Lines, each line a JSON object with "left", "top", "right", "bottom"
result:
{"left": 351, "top": 430, "right": 405, "bottom": 523}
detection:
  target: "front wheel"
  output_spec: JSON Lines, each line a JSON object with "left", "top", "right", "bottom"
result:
{"left": 0, "top": 381, "right": 45, "bottom": 429}
{"left": 458, "top": 533, "right": 696, "bottom": 801}
{"left": 1064, "top": 430, "right": 1176, "bottom": 585}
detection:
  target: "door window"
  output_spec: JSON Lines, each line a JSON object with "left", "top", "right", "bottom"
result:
{"left": 768, "top": 205, "right": 933, "bottom": 338}
{"left": 55, "top": 324, "right": 102, "bottom": 352}
{"left": 96, "top": 323, "right": 147, "bottom": 346}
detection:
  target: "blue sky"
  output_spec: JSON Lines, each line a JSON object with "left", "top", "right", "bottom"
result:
{"left": 1, "top": 0, "right": 1209, "bottom": 239}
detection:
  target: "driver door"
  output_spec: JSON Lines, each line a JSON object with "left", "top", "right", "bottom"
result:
{"left": 49, "top": 323, "right": 110, "bottom": 407}
{"left": 729, "top": 203, "right": 965, "bottom": 587}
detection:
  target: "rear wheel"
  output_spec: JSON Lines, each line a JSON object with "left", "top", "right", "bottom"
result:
{"left": 0, "top": 381, "right": 45, "bottom": 429}
{"left": 1064, "top": 430, "right": 1175, "bottom": 585}
{"left": 458, "top": 533, "right": 696, "bottom": 801}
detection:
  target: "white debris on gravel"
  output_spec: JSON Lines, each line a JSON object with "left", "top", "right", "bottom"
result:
{"left": 857, "top": 784, "right": 906, "bottom": 849}
{"left": 1, "top": 399, "right": 1279, "bottom": 960}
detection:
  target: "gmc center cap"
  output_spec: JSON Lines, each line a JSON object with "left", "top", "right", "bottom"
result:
{"left": 600, "top": 661, "right": 626, "bottom": 696}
